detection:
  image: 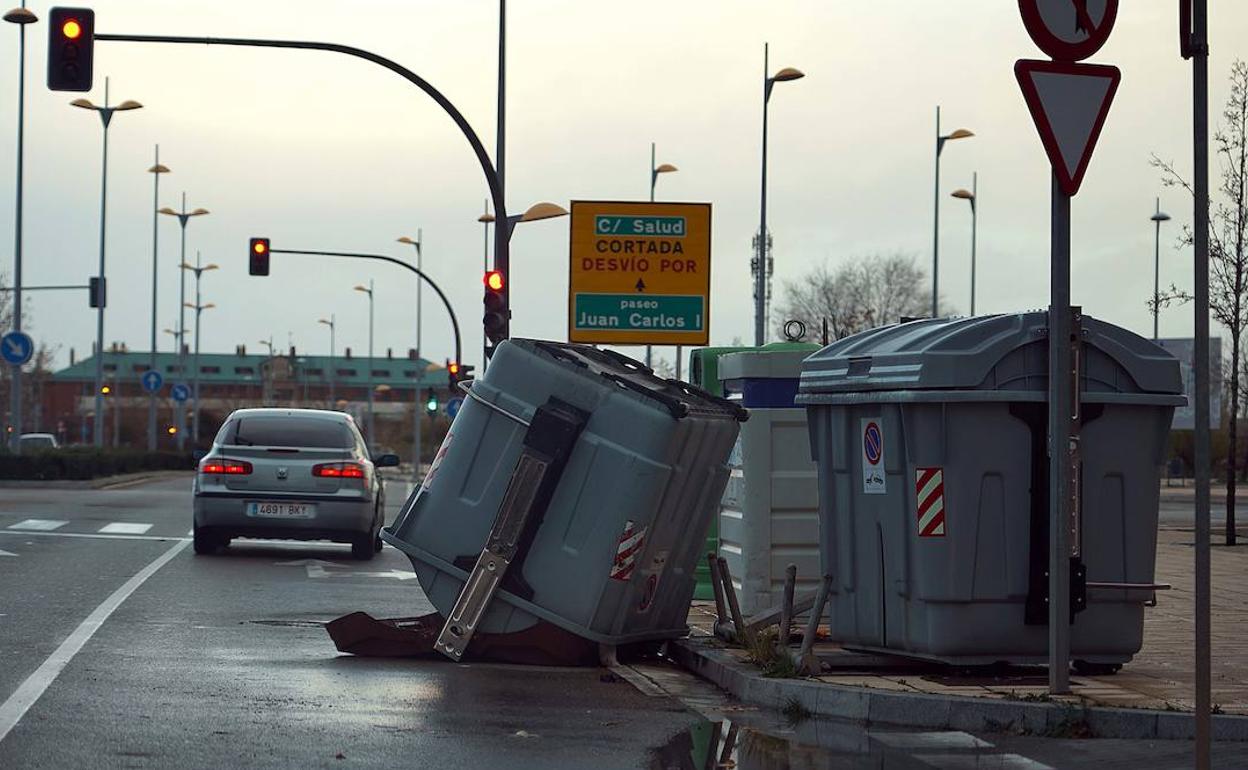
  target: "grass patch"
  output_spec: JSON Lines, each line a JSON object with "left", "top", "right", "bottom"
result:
{"left": 744, "top": 628, "right": 799, "bottom": 678}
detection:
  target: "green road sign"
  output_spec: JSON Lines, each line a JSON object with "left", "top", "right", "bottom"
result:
{"left": 572, "top": 294, "right": 704, "bottom": 335}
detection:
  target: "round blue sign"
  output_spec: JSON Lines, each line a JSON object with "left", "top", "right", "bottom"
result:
{"left": 446, "top": 396, "right": 464, "bottom": 419}
{"left": 140, "top": 369, "right": 164, "bottom": 394}
{"left": 863, "top": 422, "right": 883, "bottom": 466}
{"left": 1, "top": 331, "right": 34, "bottom": 367}
{"left": 171, "top": 383, "right": 191, "bottom": 403}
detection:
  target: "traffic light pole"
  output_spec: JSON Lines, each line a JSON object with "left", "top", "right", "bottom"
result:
{"left": 92, "top": 31, "right": 510, "bottom": 348}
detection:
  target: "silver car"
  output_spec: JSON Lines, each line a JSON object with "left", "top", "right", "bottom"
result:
{"left": 192, "top": 408, "right": 399, "bottom": 559}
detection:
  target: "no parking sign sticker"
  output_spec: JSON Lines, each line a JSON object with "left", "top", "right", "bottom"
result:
{"left": 861, "top": 418, "right": 886, "bottom": 495}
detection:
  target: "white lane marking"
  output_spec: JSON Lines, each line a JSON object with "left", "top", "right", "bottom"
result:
{"left": 872, "top": 731, "right": 993, "bottom": 750}
{"left": 0, "top": 537, "right": 190, "bottom": 744}
{"left": 98, "top": 523, "right": 153, "bottom": 535}
{"left": 0, "top": 549, "right": 14, "bottom": 557}
{"left": 274, "top": 559, "right": 413, "bottom": 580}
{"left": 8, "top": 519, "right": 67, "bottom": 532}
{"left": 0, "top": 530, "right": 188, "bottom": 543}
{"left": 916, "top": 754, "right": 1053, "bottom": 770}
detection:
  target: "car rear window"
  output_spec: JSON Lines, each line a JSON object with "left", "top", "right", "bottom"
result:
{"left": 222, "top": 416, "right": 352, "bottom": 448}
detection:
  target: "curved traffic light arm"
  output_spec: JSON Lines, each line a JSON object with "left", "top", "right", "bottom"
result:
{"left": 92, "top": 32, "right": 510, "bottom": 284}
{"left": 268, "top": 247, "right": 462, "bottom": 372}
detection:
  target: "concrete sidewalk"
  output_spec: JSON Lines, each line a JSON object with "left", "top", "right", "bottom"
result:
{"left": 674, "top": 526, "right": 1248, "bottom": 739}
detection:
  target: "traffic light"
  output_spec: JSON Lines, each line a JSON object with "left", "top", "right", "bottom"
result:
{"left": 249, "top": 238, "right": 270, "bottom": 276}
{"left": 47, "top": 8, "right": 94, "bottom": 92}
{"left": 446, "top": 360, "right": 460, "bottom": 389}
{"left": 424, "top": 388, "right": 438, "bottom": 415}
{"left": 88, "top": 276, "right": 105, "bottom": 308}
{"left": 483, "top": 270, "right": 508, "bottom": 348}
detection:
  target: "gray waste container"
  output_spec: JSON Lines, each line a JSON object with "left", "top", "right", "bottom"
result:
{"left": 797, "top": 312, "right": 1184, "bottom": 666}
{"left": 383, "top": 339, "right": 746, "bottom": 648}
{"left": 717, "top": 345, "right": 820, "bottom": 616}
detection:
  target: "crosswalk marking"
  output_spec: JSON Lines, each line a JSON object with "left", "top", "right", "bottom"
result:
{"left": 98, "top": 523, "right": 153, "bottom": 535}
{"left": 8, "top": 519, "right": 68, "bottom": 532}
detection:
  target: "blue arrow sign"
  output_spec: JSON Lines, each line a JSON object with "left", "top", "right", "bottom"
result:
{"left": 140, "top": 369, "right": 164, "bottom": 394}
{"left": 171, "top": 383, "right": 191, "bottom": 403}
{"left": 446, "top": 396, "right": 464, "bottom": 419}
{"left": 0, "top": 331, "right": 34, "bottom": 367}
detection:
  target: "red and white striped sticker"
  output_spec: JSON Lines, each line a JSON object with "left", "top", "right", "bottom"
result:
{"left": 916, "top": 467, "right": 946, "bottom": 537}
{"left": 609, "top": 520, "right": 646, "bottom": 581}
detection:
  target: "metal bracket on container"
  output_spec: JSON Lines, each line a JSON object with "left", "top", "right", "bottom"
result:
{"left": 1086, "top": 581, "right": 1172, "bottom": 607}
{"left": 434, "top": 398, "right": 588, "bottom": 661}
{"left": 458, "top": 380, "right": 531, "bottom": 428}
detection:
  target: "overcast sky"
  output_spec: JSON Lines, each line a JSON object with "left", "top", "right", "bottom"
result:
{"left": 1, "top": 1, "right": 1245, "bottom": 371}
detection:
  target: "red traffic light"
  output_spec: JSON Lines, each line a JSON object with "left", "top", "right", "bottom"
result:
{"left": 47, "top": 8, "right": 95, "bottom": 92}
{"left": 252, "top": 240, "right": 267, "bottom": 254}
{"left": 61, "top": 19, "right": 82, "bottom": 39}
{"left": 249, "top": 238, "right": 271, "bottom": 276}
{"left": 448, "top": 362, "right": 460, "bottom": 375}
{"left": 484, "top": 270, "right": 504, "bottom": 292}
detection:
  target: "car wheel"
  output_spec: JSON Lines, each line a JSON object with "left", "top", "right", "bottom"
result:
{"left": 374, "top": 531, "right": 384, "bottom": 552}
{"left": 351, "top": 534, "right": 376, "bottom": 561}
{"left": 193, "top": 526, "right": 220, "bottom": 555}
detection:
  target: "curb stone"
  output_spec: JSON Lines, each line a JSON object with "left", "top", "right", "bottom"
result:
{"left": 670, "top": 638, "right": 1248, "bottom": 741}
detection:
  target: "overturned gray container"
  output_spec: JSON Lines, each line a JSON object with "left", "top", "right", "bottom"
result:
{"left": 383, "top": 339, "right": 745, "bottom": 647}
{"left": 796, "top": 313, "right": 1184, "bottom": 666}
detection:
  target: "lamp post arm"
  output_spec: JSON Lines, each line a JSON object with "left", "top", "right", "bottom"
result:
{"left": 270, "top": 248, "right": 462, "bottom": 370}
{"left": 94, "top": 32, "right": 510, "bottom": 281}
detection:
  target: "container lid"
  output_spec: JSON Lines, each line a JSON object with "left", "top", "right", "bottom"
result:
{"left": 797, "top": 312, "right": 1184, "bottom": 405}
{"left": 719, "top": 345, "right": 819, "bottom": 381}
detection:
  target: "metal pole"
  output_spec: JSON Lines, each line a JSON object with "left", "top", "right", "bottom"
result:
{"left": 492, "top": 0, "right": 508, "bottom": 350}
{"left": 932, "top": 105, "right": 941, "bottom": 318}
{"left": 756, "top": 43, "right": 770, "bottom": 346}
{"left": 191, "top": 253, "right": 202, "bottom": 444}
{"left": 970, "top": 172, "right": 978, "bottom": 316}
{"left": 9, "top": 6, "right": 28, "bottom": 453}
{"left": 367, "top": 279, "right": 375, "bottom": 444}
{"left": 1048, "top": 173, "right": 1072, "bottom": 694}
{"left": 1191, "top": 0, "right": 1212, "bottom": 762}
{"left": 412, "top": 379, "right": 421, "bottom": 483}
{"left": 328, "top": 315, "right": 335, "bottom": 405}
{"left": 176, "top": 193, "right": 187, "bottom": 451}
{"left": 415, "top": 228, "right": 422, "bottom": 362}
{"left": 92, "top": 80, "right": 111, "bottom": 448}
{"left": 1153, "top": 197, "right": 1162, "bottom": 340}
{"left": 148, "top": 146, "right": 160, "bottom": 450}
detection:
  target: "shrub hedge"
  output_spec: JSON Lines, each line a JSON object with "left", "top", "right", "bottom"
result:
{"left": 0, "top": 447, "right": 196, "bottom": 481}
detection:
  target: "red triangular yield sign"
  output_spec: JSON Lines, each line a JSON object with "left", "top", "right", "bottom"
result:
{"left": 1015, "top": 59, "right": 1121, "bottom": 196}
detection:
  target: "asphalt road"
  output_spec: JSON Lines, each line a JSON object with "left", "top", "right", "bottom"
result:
{"left": 0, "top": 476, "right": 1240, "bottom": 769}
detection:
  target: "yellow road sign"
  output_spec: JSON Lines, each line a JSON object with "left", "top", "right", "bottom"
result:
{"left": 568, "top": 201, "right": 712, "bottom": 345}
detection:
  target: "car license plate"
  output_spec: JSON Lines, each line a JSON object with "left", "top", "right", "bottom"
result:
{"left": 247, "top": 501, "right": 315, "bottom": 518}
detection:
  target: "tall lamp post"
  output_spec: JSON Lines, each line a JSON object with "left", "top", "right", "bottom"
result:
{"left": 318, "top": 316, "right": 336, "bottom": 405}
{"left": 756, "top": 43, "right": 804, "bottom": 346}
{"left": 1150, "top": 199, "right": 1172, "bottom": 340}
{"left": 182, "top": 251, "right": 217, "bottom": 443}
{"left": 146, "top": 149, "right": 170, "bottom": 450}
{"left": 951, "top": 173, "right": 978, "bottom": 316}
{"left": 159, "top": 195, "right": 208, "bottom": 449}
{"left": 396, "top": 231, "right": 423, "bottom": 360}
{"left": 71, "top": 78, "right": 143, "bottom": 447}
{"left": 4, "top": 4, "right": 37, "bottom": 452}
{"left": 648, "top": 142, "right": 678, "bottom": 370}
{"left": 354, "top": 281, "right": 375, "bottom": 445}
{"left": 478, "top": 201, "right": 492, "bottom": 272}
{"left": 396, "top": 232, "right": 427, "bottom": 481}
{"left": 931, "top": 106, "right": 974, "bottom": 318}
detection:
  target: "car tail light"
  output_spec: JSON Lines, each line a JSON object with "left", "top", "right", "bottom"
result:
{"left": 200, "top": 458, "right": 253, "bottom": 475}
{"left": 313, "top": 462, "right": 366, "bottom": 479}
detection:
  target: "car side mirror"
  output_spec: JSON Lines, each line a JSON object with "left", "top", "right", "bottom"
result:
{"left": 374, "top": 453, "right": 401, "bottom": 468}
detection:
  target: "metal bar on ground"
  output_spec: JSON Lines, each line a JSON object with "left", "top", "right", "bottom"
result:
{"left": 716, "top": 556, "right": 751, "bottom": 647}
{"left": 777, "top": 563, "right": 797, "bottom": 651}
{"left": 794, "top": 574, "right": 832, "bottom": 675}
{"left": 707, "top": 552, "right": 728, "bottom": 622}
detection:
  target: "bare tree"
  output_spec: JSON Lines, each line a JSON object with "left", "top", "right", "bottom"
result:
{"left": 773, "top": 252, "right": 946, "bottom": 341}
{"left": 1152, "top": 59, "right": 1248, "bottom": 546}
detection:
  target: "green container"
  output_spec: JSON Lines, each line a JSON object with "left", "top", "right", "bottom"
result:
{"left": 686, "top": 341, "right": 820, "bottom": 599}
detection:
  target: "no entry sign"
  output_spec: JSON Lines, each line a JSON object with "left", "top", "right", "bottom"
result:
{"left": 1019, "top": 0, "right": 1118, "bottom": 62}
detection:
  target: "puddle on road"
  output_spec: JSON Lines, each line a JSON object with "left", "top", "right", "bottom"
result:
{"left": 649, "top": 716, "right": 1052, "bottom": 770}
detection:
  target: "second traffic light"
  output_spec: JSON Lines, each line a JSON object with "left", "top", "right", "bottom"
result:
{"left": 483, "top": 270, "right": 508, "bottom": 348}
{"left": 249, "top": 238, "right": 270, "bottom": 276}
{"left": 47, "top": 8, "right": 95, "bottom": 92}
{"left": 424, "top": 388, "right": 438, "bottom": 415}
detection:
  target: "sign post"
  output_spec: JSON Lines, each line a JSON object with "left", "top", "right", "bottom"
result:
{"left": 568, "top": 201, "right": 711, "bottom": 348}
{"left": 1015, "top": 0, "right": 1119, "bottom": 695}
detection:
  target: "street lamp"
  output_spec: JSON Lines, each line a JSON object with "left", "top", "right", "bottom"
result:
{"left": 182, "top": 252, "right": 217, "bottom": 443}
{"left": 1151, "top": 199, "right": 1172, "bottom": 340}
{"left": 397, "top": 232, "right": 423, "bottom": 361}
{"left": 951, "top": 173, "right": 978, "bottom": 316}
{"left": 932, "top": 106, "right": 974, "bottom": 318}
{"left": 158, "top": 194, "right": 208, "bottom": 449}
{"left": 146, "top": 150, "right": 171, "bottom": 450}
{"left": 5, "top": 3, "right": 37, "bottom": 452}
{"left": 318, "top": 316, "right": 336, "bottom": 405}
{"left": 354, "top": 281, "right": 375, "bottom": 445}
{"left": 649, "top": 142, "right": 679, "bottom": 372}
{"left": 478, "top": 203, "right": 493, "bottom": 272}
{"left": 756, "top": 43, "right": 804, "bottom": 345}
{"left": 71, "top": 78, "right": 143, "bottom": 447}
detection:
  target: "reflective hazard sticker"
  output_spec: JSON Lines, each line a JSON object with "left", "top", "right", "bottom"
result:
{"left": 420, "top": 432, "right": 452, "bottom": 493}
{"left": 610, "top": 520, "right": 646, "bottom": 581}
{"left": 916, "top": 467, "right": 946, "bottom": 537}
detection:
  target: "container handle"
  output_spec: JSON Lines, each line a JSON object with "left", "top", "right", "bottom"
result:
{"left": 457, "top": 381, "right": 532, "bottom": 427}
